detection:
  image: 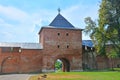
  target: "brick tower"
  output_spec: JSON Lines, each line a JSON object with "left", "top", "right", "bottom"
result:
{"left": 39, "top": 11, "right": 83, "bottom": 72}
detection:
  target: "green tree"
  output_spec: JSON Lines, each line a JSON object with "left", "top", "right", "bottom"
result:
{"left": 84, "top": 0, "right": 120, "bottom": 56}
{"left": 84, "top": 0, "right": 120, "bottom": 70}
{"left": 84, "top": 17, "right": 97, "bottom": 41}
{"left": 84, "top": 17, "right": 99, "bottom": 69}
{"left": 55, "top": 60, "right": 62, "bottom": 71}
{"left": 99, "top": 0, "right": 120, "bottom": 55}
{"left": 84, "top": 17, "right": 106, "bottom": 56}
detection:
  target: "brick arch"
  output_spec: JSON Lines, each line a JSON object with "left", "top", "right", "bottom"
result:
{"left": 1, "top": 56, "right": 19, "bottom": 73}
{"left": 54, "top": 57, "right": 70, "bottom": 72}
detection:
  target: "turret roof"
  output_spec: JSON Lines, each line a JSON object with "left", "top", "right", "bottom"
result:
{"left": 49, "top": 13, "right": 75, "bottom": 29}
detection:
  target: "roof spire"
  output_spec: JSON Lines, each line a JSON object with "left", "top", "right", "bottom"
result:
{"left": 58, "top": 8, "right": 61, "bottom": 14}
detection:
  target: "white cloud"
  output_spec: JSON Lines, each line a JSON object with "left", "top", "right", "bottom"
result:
{"left": 0, "top": 5, "right": 29, "bottom": 22}
{"left": 0, "top": 5, "right": 41, "bottom": 42}
{"left": 0, "top": 18, "right": 4, "bottom": 23}
{"left": 62, "top": 3, "right": 99, "bottom": 40}
{"left": 0, "top": 1, "right": 100, "bottom": 42}
{"left": 0, "top": 5, "right": 56, "bottom": 42}
{"left": 63, "top": 3, "right": 99, "bottom": 27}
{"left": 63, "top": 5, "right": 80, "bottom": 13}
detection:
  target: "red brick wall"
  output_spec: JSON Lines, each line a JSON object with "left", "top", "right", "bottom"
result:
{"left": 0, "top": 27, "right": 83, "bottom": 73}
{"left": 0, "top": 48, "right": 43, "bottom": 73}
{"left": 40, "top": 28, "right": 82, "bottom": 50}
{"left": 0, "top": 49, "right": 20, "bottom": 73}
{"left": 96, "top": 55, "right": 109, "bottom": 69}
{"left": 19, "top": 49, "right": 43, "bottom": 73}
{"left": 96, "top": 45, "right": 120, "bottom": 69}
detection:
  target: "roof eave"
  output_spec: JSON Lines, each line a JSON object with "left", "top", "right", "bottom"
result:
{"left": 38, "top": 26, "right": 83, "bottom": 35}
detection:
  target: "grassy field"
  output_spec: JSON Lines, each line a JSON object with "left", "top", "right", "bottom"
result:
{"left": 29, "top": 72, "right": 120, "bottom": 80}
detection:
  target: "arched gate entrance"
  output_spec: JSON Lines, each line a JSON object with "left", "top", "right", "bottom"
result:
{"left": 55, "top": 58, "right": 70, "bottom": 72}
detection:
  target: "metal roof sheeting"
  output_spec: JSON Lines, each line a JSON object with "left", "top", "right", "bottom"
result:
{"left": 49, "top": 13, "right": 75, "bottom": 29}
{"left": 0, "top": 40, "right": 93, "bottom": 49}
{"left": 82, "top": 40, "right": 93, "bottom": 47}
{"left": 0, "top": 42, "right": 43, "bottom": 49}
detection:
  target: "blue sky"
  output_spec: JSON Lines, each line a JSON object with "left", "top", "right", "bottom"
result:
{"left": 0, "top": 0, "right": 101, "bottom": 42}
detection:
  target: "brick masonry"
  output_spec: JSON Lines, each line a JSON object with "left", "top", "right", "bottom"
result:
{"left": 0, "top": 26, "right": 120, "bottom": 73}
{"left": 0, "top": 27, "right": 83, "bottom": 73}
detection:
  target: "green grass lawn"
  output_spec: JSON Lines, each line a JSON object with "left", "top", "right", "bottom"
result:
{"left": 29, "top": 72, "right": 120, "bottom": 80}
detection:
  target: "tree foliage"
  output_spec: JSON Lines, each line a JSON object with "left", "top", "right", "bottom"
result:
{"left": 84, "top": 0, "right": 120, "bottom": 56}
{"left": 99, "top": 0, "right": 120, "bottom": 55}
{"left": 55, "top": 60, "right": 62, "bottom": 70}
{"left": 84, "top": 17, "right": 106, "bottom": 56}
